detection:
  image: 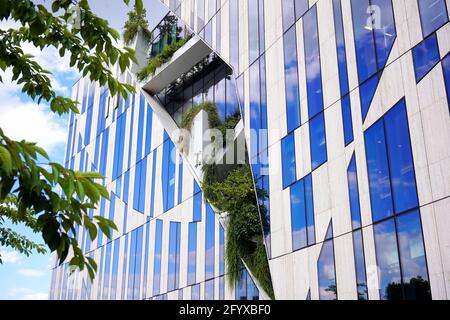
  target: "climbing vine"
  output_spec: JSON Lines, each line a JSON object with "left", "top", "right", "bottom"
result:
{"left": 202, "top": 164, "right": 274, "bottom": 299}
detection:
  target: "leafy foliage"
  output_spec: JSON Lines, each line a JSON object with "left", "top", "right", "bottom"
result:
{"left": 0, "top": 0, "right": 143, "bottom": 279}
{"left": 123, "top": 6, "right": 152, "bottom": 46}
{"left": 202, "top": 165, "right": 274, "bottom": 299}
{"left": 137, "top": 36, "right": 190, "bottom": 82}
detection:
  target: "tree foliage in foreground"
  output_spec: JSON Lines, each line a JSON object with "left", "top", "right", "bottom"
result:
{"left": 0, "top": 0, "right": 143, "bottom": 280}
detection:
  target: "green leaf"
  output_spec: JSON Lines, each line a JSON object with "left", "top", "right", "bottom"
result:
{"left": 135, "top": 0, "right": 143, "bottom": 15}
{"left": 0, "top": 146, "right": 13, "bottom": 174}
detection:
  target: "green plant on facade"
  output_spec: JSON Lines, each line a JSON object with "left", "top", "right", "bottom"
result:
{"left": 180, "top": 101, "right": 241, "bottom": 141}
{"left": 202, "top": 164, "right": 274, "bottom": 299}
{"left": 137, "top": 36, "right": 191, "bottom": 82}
{"left": 178, "top": 100, "right": 272, "bottom": 297}
{"left": 123, "top": 6, "right": 152, "bottom": 46}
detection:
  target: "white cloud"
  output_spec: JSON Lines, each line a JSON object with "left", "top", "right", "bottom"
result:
{"left": 7, "top": 287, "right": 48, "bottom": 300}
{"left": 0, "top": 249, "right": 22, "bottom": 264}
{"left": 17, "top": 268, "right": 45, "bottom": 278}
{"left": 0, "top": 94, "right": 68, "bottom": 156}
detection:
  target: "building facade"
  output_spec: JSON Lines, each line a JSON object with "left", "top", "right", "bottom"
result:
{"left": 50, "top": 0, "right": 450, "bottom": 300}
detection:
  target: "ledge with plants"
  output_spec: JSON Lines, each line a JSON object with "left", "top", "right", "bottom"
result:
{"left": 137, "top": 36, "right": 192, "bottom": 82}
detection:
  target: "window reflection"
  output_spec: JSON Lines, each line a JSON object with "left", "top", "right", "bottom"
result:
{"left": 318, "top": 240, "right": 337, "bottom": 300}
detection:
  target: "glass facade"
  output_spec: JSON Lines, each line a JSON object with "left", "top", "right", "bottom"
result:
{"left": 51, "top": 0, "right": 449, "bottom": 301}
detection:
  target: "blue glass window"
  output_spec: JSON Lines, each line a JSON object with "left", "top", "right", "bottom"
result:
{"left": 205, "top": 204, "right": 215, "bottom": 280}
{"left": 145, "top": 107, "right": 153, "bottom": 155}
{"left": 281, "top": 132, "right": 296, "bottom": 188}
{"left": 413, "top": 33, "right": 440, "bottom": 83}
{"left": 290, "top": 179, "right": 307, "bottom": 250}
{"left": 99, "top": 128, "right": 109, "bottom": 176}
{"left": 365, "top": 116, "right": 394, "bottom": 221}
{"left": 193, "top": 192, "right": 202, "bottom": 222}
{"left": 333, "top": 0, "right": 350, "bottom": 97}
{"left": 187, "top": 222, "right": 197, "bottom": 285}
{"left": 219, "top": 225, "right": 225, "bottom": 276}
{"left": 318, "top": 240, "right": 337, "bottom": 300}
{"left": 205, "top": 279, "right": 214, "bottom": 300}
{"left": 162, "top": 132, "right": 176, "bottom": 212}
{"left": 149, "top": 149, "right": 157, "bottom": 218}
{"left": 372, "top": 0, "right": 396, "bottom": 69}
{"left": 112, "top": 113, "right": 127, "bottom": 180}
{"left": 121, "top": 234, "right": 129, "bottom": 300}
{"left": 284, "top": 26, "right": 301, "bottom": 132}
{"left": 295, "top": 0, "right": 308, "bottom": 19}
{"left": 133, "top": 158, "right": 147, "bottom": 213}
{"left": 236, "top": 269, "right": 259, "bottom": 300}
{"left": 142, "top": 222, "right": 150, "bottom": 299}
{"left": 353, "top": 230, "right": 368, "bottom": 300}
{"left": 351, "top": 0, "right": 378, "bottom": 83}
{"left": 366, "top": 99, "right": 418, "bottom": 222}
{"left": 282, "top": 0, "right": 308, "bottom": 31}
{"left": 443, "top": 53, "right": 450, "bottom": 112}
{"left": 341, "top": 95, "right": 354, "bottom": 145}
{"left": 396, "top": 210, "right": 431, "bottom": 300}
{"left": 191, "top": 284, "right": 200, "bottom": 300}
{"left": 290, "top": 174, "right": 315, "bottom": 251}
{"left": 135, "top": 94, "right": 146, "bottom": 161}
{"left": 383, "top": 100, "right": 419, "bottom": 214}
{"left": 229, "top": 0, "right": 239, "bottom": 72}
{"left": 282, "top": 0, "right": 295, "bottom": 32}
{"left": 374, "top": 210, "right": 431, "bottom": 300}
{"left": 347, "top": 154, "right": 362, "bottom": 230}
{"left": 177, "top": 155, "right": 183, "bottom": 205}
{"left": 359, "top": 74, "right": 379, "bottom": 121}
{"left": 304, "top": 6, "right": 324, "bottom": 119}
{"left": 168, "top": 222, "right": 181, "bottom": 292}
{"left": 304, "top": 175, "right": 315, "bottom": 244}
{"left": 418, "top": 0, "right": 449, "bottom": 37}
{"left": 84, "top": 101, "right": 93, "bottom": 146}
{"left": 153, "top": 219, "right": 163, "bottom": 296}
{"left": 310, "top": 112, "right": 327, "bottom": 170}
{"left": 248, "top": 0, "right": 265, "bottom": 64}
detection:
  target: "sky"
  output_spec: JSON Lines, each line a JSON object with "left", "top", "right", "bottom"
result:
{"left": 0, "top": 0, "right": 167, "bottom": 300}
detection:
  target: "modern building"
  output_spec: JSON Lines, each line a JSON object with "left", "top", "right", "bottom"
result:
{"left": 50, "top": 0, "right": 450, "bottom": 300}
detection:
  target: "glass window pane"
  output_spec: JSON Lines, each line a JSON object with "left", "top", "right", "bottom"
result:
{"left": 365, "top": 119, "right": 394, "bottom": 222}
{"left": 282, "top": 0, "right": 295, "bottom": 32}
{"left": 347, "top": 154, "right": 362, "bottom": 230}
{"left": 384, "top": 100, "right": 419, "bottom": 214}
{"left": 333, "top": 0, "right": 350, "bottom": 97}
{"left": 290, "top": 179, "right": 307, "bottom": 250}
{"left": 318, "top": 240, "right": 337, "bottom": 300}
{"left": 341, "top": 95, "right": 354, "bottom": 145}
{"left": 303, "top": 6, "right": 324, "bottom": 119}
{"left": 418, "top": 0, "right": 449, "bottom": 37}
{"left": 304, "top": 174, "right": 315, "bottom": 245}
{"left": 443, "top": 53, "right": 450, "bottom": 113}
{"left": 205, "top": 204, "right": 215, "bottom": 280}
{"left": 351, "top": 0, "right": 378, "bottom": 83}
{"left": 310, "top": 112, "right": 327, "bottom": 170}
{"left": 295, "top": 0, "right": 309, "bottom": 19}
{"left": 281, "top": 132, "right": 297, "bottom": 188}
{"left": 413, "top": 33, "right": 440, "bottom": 83}
{"left": 187, "top": 222, "right": 197, "bottom": 285}
{"left": 353, "top": 230, "right": 368, "bottom": 300}
{"left": 284, "top": 26, "right": 301, "bottom": 132}
{"left": 374, "top": 218, "right": 402, "bottom": 300}
{"left": 372, "top": 0, "right": 396, "bottom": 69}
{"left": 396, "top": 210, "right": 431, "bottom": 300}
